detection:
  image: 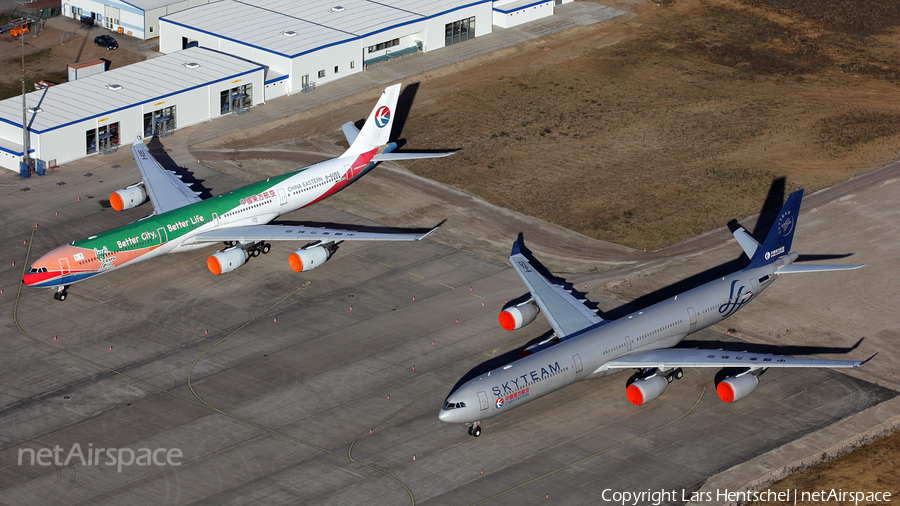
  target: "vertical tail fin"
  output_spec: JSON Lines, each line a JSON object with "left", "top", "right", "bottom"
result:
{"left": 746, "top": 189, "right": 803, "bottom": 269}
{"left": 342, "top": 83, "right": 401, "bottom": 158}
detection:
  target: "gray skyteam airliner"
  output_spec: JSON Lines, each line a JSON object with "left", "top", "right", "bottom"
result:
{"left": 439, "top": 190, "right": 875, "bottom": 437}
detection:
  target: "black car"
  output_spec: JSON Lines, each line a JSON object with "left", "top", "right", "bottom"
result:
{"left": 94, "top": 34, "right": 118, "bottom": 50}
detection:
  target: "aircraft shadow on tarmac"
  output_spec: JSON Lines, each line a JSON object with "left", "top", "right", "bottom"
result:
{"left": 447, "top": 178, "right": 862, "bottom": 398}
{"left": 98, "top": 137, "right": 214, "bottom": 208}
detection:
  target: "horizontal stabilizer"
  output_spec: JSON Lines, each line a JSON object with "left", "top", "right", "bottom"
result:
{"left": 732, "top": 227, "right": 759, "bottom": 260}
{"left": 342, "top": 121, "right": 359, "bottom": 146}
{"left": 371, "top": 151, "right": 454, "bottom": 161}
{"left": 776, "top": 264, "right": 866, "bottom": 274}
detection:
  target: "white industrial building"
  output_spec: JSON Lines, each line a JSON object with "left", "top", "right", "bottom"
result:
{"left": 493, "top": 0, "right": 558, "bottom": 28}
{"left": 0, "top": 46, "right": 264, "bottom": 173}
{"left": 159, "top": 0, "right": 497, "bottom": 98}
{"left": 62, "top": 0, "right": 215, "bottom": 40}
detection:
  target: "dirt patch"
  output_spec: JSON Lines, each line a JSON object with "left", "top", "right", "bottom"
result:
{"left": 0, "top": 19, "right": 145, "bottom": 100}
{"left": 746, "top": 429, "right": 900, "bottom": 505}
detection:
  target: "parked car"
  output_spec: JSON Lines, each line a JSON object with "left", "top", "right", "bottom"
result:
{"left": 94, "top": 34, "right": 118, "bottom": 50}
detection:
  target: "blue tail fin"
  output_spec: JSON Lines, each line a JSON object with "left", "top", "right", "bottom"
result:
{"left": 746, "top": 189, "right": 803, "bottom": 269}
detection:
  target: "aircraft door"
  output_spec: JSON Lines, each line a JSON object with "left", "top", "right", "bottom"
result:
{"left": 687, "top": 306, "right": 697, "bottom": 332}
{"left": 212, "top": 212, "right": 219, "bottom": 227}
{"left": 477, "top": 391, "right": 488, "bottom": 411}
{"left": 625, "top": 336, "right": 632, "bottom": 351}
{"left": 58, "top": 257, "right": 70, "bottom": 275}
{"left": 573, "top": 354, "right": 583, "bottom": 374}
{"left": 277, "top": 188, "right": 287, "bottom": 207}
{"left": 156, "top": 227, "right": 168, "bottom": 245}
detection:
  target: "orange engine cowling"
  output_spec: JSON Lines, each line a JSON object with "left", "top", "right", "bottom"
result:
{"left": 207, "top": 248, "right": 249, "bottom": 275}
{"left": 288, "top": 246, "right": 331, "bottom": 273}
{"left": 110, "top": 184, "right": 148, "bottom": 211}
{"left": 499, "top": 299, "right": 539, "bottom": 331}
{"left": 625, "top": 375, "right": 668, "bottom": 405}
{"left": 716, "top": 374, "right": 759, "bottom": 403}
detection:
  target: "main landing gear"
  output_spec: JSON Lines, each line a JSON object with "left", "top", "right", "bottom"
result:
{"left": 53, "top": 285, "right": 70, "bottom": 302}
{"left": 467, "top": 423, "right": 482, "bottom": 437}
{"left": 665, "top": 367, "right": 684, "bottom": 383}
{"left": 226, "top": 241, "right": 272, "bottom": 258}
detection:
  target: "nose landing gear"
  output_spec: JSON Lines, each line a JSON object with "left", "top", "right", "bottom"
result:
{"left": 53, "top": 285, "right": 70, "bottom": 302}
{"left": 467, "top": 423, "right": 482, "bottom": 437}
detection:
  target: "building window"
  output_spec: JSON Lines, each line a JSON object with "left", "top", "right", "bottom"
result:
{"left": 445, "top": 17, "right": 475, "bottom": 46}
{"left": 318, "top": 69, "right": 325, "bottom": 78}
{"left": 367, "top": 38, "right": 400, "bottom": 54}
{"left": 350, "top": 61, "right": 355, "bottom": 69}
{"left": 334, "top": 65, "right": 338, "bottom": 74}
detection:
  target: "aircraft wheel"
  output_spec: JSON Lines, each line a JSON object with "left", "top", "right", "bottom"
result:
{"left": 58, "top": 292, "right": 67, "bottom": 301}
{"left": 674, "top": 368, "right": 684, "bottom": 380}
{"left": 472, "top": 426, "right": 481, "bottom": 437}
{"left": 53, "top": 292, "right": 60, "bottom": 300}
{"left": 666, "top": 374, "right": 674, "bottom": 384}
{"left": 251, "top": 249, "right": 260, "bottom": 258}
{"left": 467, "top": 426, "right": 473, "bottom": 436}
{"left": 262, "top": 243, "right": 271, "bottom": 254}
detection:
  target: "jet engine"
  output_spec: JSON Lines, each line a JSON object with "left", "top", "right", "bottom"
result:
{"left": 625, "top": 375, "right": 668, "bottom": 405}
{"left": 288, "top": 246, "right": 331, "bottom": 272}
{"left": 109, "top": 184, "right": 148, "bottom": 211}
{"left": 716, "top": 373, "right": 759, "bottom": 403}
{"left": 207, "top": 248, "right": 249, "bottom": 275}
{"left": 499, "top": 299, "right": 540, "bottom": 331}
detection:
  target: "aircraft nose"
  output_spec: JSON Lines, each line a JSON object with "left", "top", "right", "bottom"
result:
{"left": 438, "top": 409, "right": 451, "bottom": 422}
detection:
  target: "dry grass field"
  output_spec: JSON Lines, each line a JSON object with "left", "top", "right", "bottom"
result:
{"left": 398, "top": 0, "right": 900, "bottom": 250}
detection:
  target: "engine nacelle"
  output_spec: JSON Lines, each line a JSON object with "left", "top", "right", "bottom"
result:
{"left": 288, "top": 246, "right": 331, "bottom": 272}
{"left": 109, "top": 184, "right": 148, "bottom": 211}
{"left": 716, "top": 374, "right": 759, "bottom": 403}
{"left": 499, "top": 299, "right": 540, "bottom": 331}
{"left": 207, "top": 248, "right": 249, "bottom": 275}
{"left": 626, "top": 375, "right": 669, "bottom": 405}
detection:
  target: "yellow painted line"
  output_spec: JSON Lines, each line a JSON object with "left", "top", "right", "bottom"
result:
{"left": 470, "top": 293, "right": 485, "bottom": 300}
{"left": 469, "top": 387, "right": 707, "bottom": 506}
{"left": 408, "top": 272, "right": 424, "bottom": 278}
{"left": 352, "top": 253, "right": 365, "bottom": 258}
{"left": 14, "top": 233, "right": 415, "bottom": 506}
{"left": 439, "top": 283, "right": 455, "bottom": 290}
{"left": 379, "top": 262, "right": 393, "bottom": 268}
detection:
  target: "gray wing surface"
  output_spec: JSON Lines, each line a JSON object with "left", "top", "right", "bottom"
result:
{"left": 131, "top": 136, "right": 201, "bottom": 214}
{"left": 509, "top": 241, "right": 603, "bottom": 338}
{"left": 193, "top": 224, "right": 439, "bottom": 243}
{"left": 605, "top": 348, "right": 871, "bottom": 369}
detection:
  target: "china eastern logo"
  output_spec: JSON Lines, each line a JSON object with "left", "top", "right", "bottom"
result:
{"left": 495, "top": 397, "right": 504, "bottom": 409}
{"left": 374, "top": 106, "right": 391, "bottom": 128}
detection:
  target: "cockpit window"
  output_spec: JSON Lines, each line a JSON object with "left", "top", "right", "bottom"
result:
{"left": 27, "top": 267, "right": 47, "bottom": 274}
{"left": 443, "top": 401, "right": 467, "bottom": 410}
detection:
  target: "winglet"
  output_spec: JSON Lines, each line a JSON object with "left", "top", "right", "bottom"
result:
{"left": 418, "top": 222, "right": 444, "bottom": 241}
{"left": 858, "top": 352, "right": 878, "bottom": 366}
{"left": 510, "top": 240, "right": 521, "bottom": 257}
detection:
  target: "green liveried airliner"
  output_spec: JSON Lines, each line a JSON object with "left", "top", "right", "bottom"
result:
{"left": 23, "top": 84, "right": 450, "bottom": 301}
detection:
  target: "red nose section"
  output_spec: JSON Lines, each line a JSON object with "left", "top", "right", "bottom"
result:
{"left": 717, "top": 382, "right": 735, "bottom": 403}
{"left": 22, "top": 270, "right": 60, "bottom": 286}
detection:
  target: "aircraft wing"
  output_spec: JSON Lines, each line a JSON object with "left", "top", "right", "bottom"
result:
{"left": 604, "top": 348, "right": 874, "bottom": 369}
{"left": 131, "top": 136, "right": 202, "bottom": 214}
{"left": 509, "top": 241, "right": 604, "bottom": 339}
{"left": 191, "top": 224, "right": 439, "bottom": 243}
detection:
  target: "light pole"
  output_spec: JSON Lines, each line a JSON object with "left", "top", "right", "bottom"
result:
{"left": 20, "top": 20, "right": 30, "bottom": 178}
